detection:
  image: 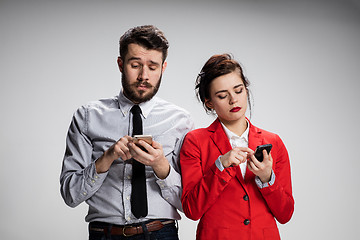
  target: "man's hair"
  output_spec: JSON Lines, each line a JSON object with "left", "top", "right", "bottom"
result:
{"left": 119, "top": 25, "right": 169, "bottom": 62}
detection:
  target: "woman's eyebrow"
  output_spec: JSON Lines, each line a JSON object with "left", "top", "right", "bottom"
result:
{"left": 234, "top": 84, "right": 244, "bottom": 89}
{"left": 215, "top": 84, "right": 244, "bottom": 94}
{"left": 215, "top": 89, "right": 228, "bottom": 95}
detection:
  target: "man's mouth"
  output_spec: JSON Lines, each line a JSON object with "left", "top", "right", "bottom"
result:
{"left": 135, "top": 82, "right": 152, "bottom": 90}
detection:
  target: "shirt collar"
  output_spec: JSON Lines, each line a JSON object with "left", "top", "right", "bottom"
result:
{"left": 220, "top": 120, "right": 250, "bottom": 143}
{"left": 117, "top": 90, "right": 156, "bottom": 118}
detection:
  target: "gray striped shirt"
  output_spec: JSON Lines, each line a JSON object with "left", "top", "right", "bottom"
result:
{"left": 60, "top": 90, "right": 194, "bottom": 225}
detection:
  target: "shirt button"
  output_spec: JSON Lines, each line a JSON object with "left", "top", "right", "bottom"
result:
{"left": 244, "top": 219, "right": 250, "bottom": 225}
{"left": 94, "top": 176, "right": 99, "bottom": 179}
{"left": 243, "top": 195, "right": 249, "bottom": 201}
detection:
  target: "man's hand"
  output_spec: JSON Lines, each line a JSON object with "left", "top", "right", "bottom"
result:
{"left": 128, "top": 140, "right": 170, "bottom": 179}
{"left": 95, "top": 135, "right": 133, "bottom": 174}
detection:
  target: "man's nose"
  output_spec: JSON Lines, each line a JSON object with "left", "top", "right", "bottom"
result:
{"left": 138, "top": 67, "right": 149, "bottom": 80}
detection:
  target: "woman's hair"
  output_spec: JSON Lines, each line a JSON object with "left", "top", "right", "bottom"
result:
{"left": 119, "top": 25, "right": 169, "bottom": 62}
{"left": 195, "top": 53, "right": 252, "bottom": 115}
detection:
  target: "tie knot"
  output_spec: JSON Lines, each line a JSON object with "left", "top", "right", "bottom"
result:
{"left": 131, "top": 105, "right": 142, "bottom": 115}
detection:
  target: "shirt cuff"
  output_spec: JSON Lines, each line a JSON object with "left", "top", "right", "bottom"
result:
{"left": 155, "top": 165, "right": 180, "bottom": 189}
{"left": 255, "top": 170, "right": 276, "bottom": 189}
{"left": 85, "top": 162, "right": 107, "bottom": 189}
{"left": 215, "top": 156, "right": 225, "bottom": 172}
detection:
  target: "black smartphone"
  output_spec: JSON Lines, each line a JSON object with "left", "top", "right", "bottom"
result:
{"left": 254, "top": 144, "right": 272, "bottom": 162}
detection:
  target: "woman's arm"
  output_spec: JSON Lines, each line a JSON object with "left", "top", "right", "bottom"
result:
{"left": 180, "top": 131, "right": 237, "bottom": 220}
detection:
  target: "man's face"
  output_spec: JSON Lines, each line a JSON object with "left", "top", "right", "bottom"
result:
{"left": 118, "top": 43, "right": 167, "bottom": 104}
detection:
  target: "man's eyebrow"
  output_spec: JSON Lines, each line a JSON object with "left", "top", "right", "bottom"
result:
{"left": 149, "top": 60, "right": 161, "bottom": 66}
{"left": 127, "top": 57, "right": 161, "bottom": 66}
{"left": 127, "top": 57, "right": 141, "bottom": 61}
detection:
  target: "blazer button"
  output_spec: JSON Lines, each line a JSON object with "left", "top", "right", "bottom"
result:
{"left": 243, "top": 194, "right": 249, "bottom": 201}
{"left": 244, "top": 219, "right": 250, "bottom": 225}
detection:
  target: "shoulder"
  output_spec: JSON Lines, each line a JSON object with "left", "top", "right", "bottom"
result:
{"left": 250, "top": 122, "right": 285, "bottom": 146}
{"left": 152, "top": 97, "right": 193, "bottom": 126}
{"left": 153, "top": 97, "right": 191, "bottom": 116}
{"left": 78, "top": 96, "right": 118, "bottom": 112}
{"left": 73, "top": 96, "right": 118, "bottom": 118}
{"left": 252, "top": 124, "right": 277, "bottom": 137}
{"left": 186, "top": 127, "right": 209, "bottom": 137}
{"left": 184, "top": 119, "right": 218, "bottom": 140}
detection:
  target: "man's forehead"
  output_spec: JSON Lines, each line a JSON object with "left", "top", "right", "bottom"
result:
{"left": 126, "top": 43, "right": 163, "bottom": 63}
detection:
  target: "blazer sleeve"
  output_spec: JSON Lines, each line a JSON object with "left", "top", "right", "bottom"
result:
{"left": 260, "top": 134, "right": 294, "bottom": 224}
{"left": 180, "top": 130, "right": 236, "bottom": 220}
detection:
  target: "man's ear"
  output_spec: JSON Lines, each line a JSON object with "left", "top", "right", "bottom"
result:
{"left": 161, "top": 61, "right": 167, "bottom": 74}
{"left": 117, "top": 57, "right": 123, "bottom": 72}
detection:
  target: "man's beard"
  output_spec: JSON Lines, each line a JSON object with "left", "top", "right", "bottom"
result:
{"left": 121, "top": 73, "right": 162, "bottom": 104}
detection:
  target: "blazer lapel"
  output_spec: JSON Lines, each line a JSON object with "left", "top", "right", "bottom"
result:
{"left": 208, "top": 119, "right": 246, "bottom": 186}
{"left": 208, "top": 119, "right": 232, "bottom": 155}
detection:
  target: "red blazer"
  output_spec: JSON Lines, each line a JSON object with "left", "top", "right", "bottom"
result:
{"left": 180, "top": 119, "right": 294, "bottom": 240}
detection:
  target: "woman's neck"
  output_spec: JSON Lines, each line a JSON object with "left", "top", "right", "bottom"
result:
{"left": 221, "top": 117, "right": 248, "bottom": 136}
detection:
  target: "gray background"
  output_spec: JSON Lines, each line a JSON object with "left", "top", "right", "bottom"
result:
{"left": 1, "top": 0, "right": 360, "bottom": 239}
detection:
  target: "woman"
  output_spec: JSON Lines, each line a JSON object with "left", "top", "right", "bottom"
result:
{"left": 180, "top": 54, "right": 294, "bottom": 239}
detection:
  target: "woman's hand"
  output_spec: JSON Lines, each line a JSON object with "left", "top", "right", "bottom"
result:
{"left": 220, "top": 147, "right": 254, "bottom": 168}
{"left": 248, "top": 149, "right": 273, "bottom": 183}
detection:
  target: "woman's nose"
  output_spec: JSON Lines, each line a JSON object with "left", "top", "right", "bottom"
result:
{"left": 229, "top": 93, "right": 238, "bottom": 104}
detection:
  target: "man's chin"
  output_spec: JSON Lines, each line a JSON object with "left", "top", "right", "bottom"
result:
{"left": 126, "top": 91, "right": 153, "bottom": 103}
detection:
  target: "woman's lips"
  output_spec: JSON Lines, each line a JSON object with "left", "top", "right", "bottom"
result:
{"left": 230, "top": 107, "right": 241, "bottom": 112}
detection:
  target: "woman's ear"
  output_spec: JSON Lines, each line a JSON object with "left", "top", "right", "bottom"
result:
{"left": 205, "top": 99, "right": 213, "bottom": 110}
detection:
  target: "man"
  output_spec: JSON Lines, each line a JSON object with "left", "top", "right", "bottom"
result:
{"left": 60, "top": 25, "right": 194, "bottom": 240}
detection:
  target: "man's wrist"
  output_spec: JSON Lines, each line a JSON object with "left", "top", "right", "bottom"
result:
{"left": 153, "top": 156, "right": 170, "bottom": 179}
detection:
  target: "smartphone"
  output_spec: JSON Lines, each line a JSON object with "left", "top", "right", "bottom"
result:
{"left": 133, "top": 135, "right": 153, "bottom": 146}
{"left": 254, "top": 144, "right": 272, "bottom": 162}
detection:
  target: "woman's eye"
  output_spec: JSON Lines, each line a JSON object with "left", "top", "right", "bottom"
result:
{"left": 217, "top": 95, "right": 227, "bottom": 99}
{"left": 236, "top": 88, "right": 244, "bottom": 94}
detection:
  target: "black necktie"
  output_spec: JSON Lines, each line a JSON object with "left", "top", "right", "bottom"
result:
{"left": 130, "top": 105, "right": 148, "bottom": 218}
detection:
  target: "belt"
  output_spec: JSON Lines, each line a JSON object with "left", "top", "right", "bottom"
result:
{"left": 89, "top": 220, "right": 175, "bottom": 237}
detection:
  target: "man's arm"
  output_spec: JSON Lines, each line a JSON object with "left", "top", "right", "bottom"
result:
{"left": 60, "top": 106, "right": 107, "bottom": 207}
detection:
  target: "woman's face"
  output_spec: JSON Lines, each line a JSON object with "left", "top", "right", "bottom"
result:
{"left": 206, "top": 71, "right": 248, "bottom": 125}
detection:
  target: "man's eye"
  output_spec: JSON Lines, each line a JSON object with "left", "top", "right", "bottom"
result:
{"left": 149, "top": 66, "right": 157, "bottom": 71}
{"left": 131, "top": 64, "right": 140, "bottom": 68}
